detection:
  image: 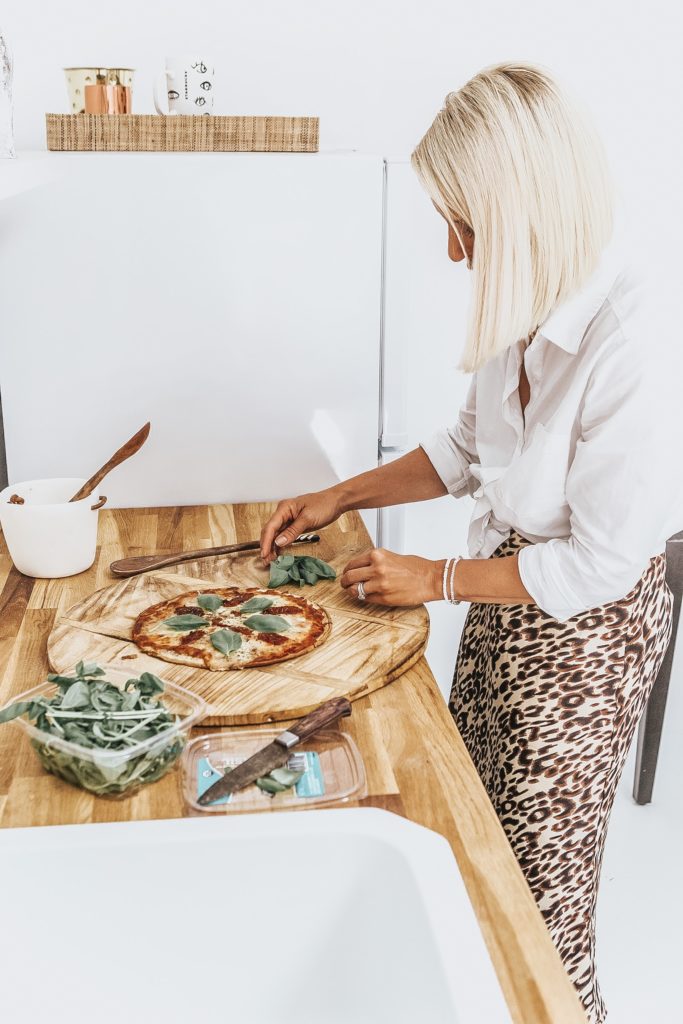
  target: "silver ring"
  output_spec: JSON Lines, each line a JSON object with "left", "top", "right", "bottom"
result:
{"left": 357, "top": 581, "right": 366, "bottom": 602}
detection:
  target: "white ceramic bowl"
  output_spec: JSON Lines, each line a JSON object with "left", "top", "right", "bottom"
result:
{"left": 0, "top": 477, "right": 106, "bottom": 578}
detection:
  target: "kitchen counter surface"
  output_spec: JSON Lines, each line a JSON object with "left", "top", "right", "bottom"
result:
{"left": 0, "top": 502, "right": 585, "bottom": 1024}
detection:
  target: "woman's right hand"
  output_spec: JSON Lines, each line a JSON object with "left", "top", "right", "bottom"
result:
{"left": 259, "top": 488, "right": 346, "bottom": 565}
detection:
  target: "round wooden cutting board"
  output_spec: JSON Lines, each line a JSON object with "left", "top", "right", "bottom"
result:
{"left": 47, "top": 540, "right": 430, "bottom": 725}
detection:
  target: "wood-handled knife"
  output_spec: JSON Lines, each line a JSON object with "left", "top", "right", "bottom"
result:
{"left": 197, "top": 696, "right": 352, "bottom": 806}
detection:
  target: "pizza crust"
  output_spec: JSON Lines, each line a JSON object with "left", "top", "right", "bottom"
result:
{"left": 132, "top": 587, "right": 331, "bottom": 671}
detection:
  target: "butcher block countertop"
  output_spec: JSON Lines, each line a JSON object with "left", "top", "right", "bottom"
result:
{"left": 0, "top": 502, "right": 585, "bottom": 1024}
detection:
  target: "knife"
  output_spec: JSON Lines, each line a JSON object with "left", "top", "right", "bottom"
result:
{"left": 197, "top": 696, "right": 352, "bottom": 806}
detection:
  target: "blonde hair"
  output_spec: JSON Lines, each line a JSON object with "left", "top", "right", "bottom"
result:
{"left": 411, "top": 61, "right": 614, "bottom": 372}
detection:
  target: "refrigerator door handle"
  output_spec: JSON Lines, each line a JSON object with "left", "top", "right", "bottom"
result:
{"left": 377, "top": 503, "right": 407, "bottom": 553}
{"left": 378, "top": 433, "right": 410, "bottom": 450}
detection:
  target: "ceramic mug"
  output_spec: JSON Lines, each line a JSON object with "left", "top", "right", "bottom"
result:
{"left": 153, "top": 56, "right": 214, "bottom": 115}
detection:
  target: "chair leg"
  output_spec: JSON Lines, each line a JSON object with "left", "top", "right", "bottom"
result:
{"left": 633, "top": 590, "right": 681, "bottom": 804}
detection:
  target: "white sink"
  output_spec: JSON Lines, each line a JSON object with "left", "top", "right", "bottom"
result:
{"left": 0, "top": 808, "right": 509, "bottom": 1023}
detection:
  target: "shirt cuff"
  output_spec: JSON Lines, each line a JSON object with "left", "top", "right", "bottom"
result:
{"left": 517, "top": 540, "right": 588, "bottom": 622}
{"left": 419, "top": 432, "right": 471, "bottom": 499}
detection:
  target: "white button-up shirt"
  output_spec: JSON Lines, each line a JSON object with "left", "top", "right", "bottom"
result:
{"left": 419, "top": 238, "right": 683, "bottom": 620}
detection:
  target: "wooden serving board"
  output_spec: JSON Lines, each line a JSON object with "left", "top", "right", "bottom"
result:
{"left": 47, "top": 539, "right": 429, "bottom": 725}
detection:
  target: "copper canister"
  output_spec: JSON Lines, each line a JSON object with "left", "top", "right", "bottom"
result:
{"left": 84, "top": 84, "right": 131, "bottom": 114}
{"left": 64, "top": 68, "right": 134, "bottom": 114}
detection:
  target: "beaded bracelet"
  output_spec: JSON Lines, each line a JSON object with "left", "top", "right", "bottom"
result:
{"left": 441, "top": 556, "right": 462, "bottom": 605}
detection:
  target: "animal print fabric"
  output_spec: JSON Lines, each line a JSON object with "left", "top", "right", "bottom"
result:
{"left": 450, "top": 531, "right": 672, "bottom": 1023}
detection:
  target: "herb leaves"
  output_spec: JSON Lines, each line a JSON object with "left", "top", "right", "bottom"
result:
{"left": 0, "top": 662, "right": 185, "bottom": 796}
{"left": 243, "top": 614, "right": 290, "bottom": 634}
{"left": 210, "top": 628, "right": 242, "bottom": 654}
{"left": 268, "top": 554, "right": 336, "bottom": 588}
{"left": 240, "top": 596, "right": 274, "bottom": 613}
{"left": 255, "top": 766, "right": 304, "bottom": 795}
{"left": 163, "top": 614, "right": 208, "bottom": 631}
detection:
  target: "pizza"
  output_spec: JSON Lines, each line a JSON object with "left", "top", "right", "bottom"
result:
{"left": 132, "top": 587, "right": 331, "bottom": 670}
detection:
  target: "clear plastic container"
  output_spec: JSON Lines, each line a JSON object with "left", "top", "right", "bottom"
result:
{"left": 182, "top": 727, "right": 367, "bottom": 814}
{"left": 2, "top": 664, "right": 208, "bottom": 798}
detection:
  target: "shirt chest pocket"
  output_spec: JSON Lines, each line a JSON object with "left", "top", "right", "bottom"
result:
{"left": 491, "top": 423, "right": 573, "bottom": 531}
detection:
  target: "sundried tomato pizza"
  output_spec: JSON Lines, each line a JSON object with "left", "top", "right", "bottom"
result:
{"left": 132, "top": 587, "right": 331, "bottom": 670}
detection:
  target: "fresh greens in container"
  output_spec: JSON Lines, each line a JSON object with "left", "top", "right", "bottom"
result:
{"left": 268, "top": 554, "right": 336, "bottom": 588}
{"left": 0, "top": 661, "right": 207, "bottom": 797}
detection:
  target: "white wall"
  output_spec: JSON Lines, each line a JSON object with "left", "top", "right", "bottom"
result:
{"left": 5, "top": 0, "right": 682, "bottom": 391}
{"left": 4, "top": 11, "right": 681, "bottom": 563}
{"left": 4, "top": 1, "right": 681, "bottom": 238}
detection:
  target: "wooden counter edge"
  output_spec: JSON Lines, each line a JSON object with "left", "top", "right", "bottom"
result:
{"left": 370, "top": 658, "right": 587, "bottom": 1024}
{"left": 0, "top": 503, "right": 587, "bottom": 1024}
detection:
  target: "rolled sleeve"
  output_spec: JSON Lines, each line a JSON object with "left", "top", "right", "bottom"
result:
{"left": 517, "top": 536, "right": 647, "bottom": 621}
{"left": 419, "top": 376, "right": 479, "bottom": 499}
{"left": 517, "top": 333, "right": 675, "bottom": 621}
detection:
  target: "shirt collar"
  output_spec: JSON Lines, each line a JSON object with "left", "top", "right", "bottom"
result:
{"left": 536, "top": 234, "right": 625, "bottom": 355}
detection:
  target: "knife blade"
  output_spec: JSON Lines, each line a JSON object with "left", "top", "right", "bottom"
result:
{"left": 197, "top": 696, "right": 352, "bottom": 806}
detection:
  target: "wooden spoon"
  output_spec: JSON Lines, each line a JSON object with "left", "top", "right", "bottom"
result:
{"left": 69, "top": 422, "right": 151, "bottom": 502}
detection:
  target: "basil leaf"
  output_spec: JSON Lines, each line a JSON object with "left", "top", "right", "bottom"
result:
{"left": 0, "top": 700, "right": 33, "bottom": 724}
{"left": 240, "top": 596, "right": 274, "bottom": 613}
{"left": 268, "top": 568, "right": 290, "bottom": 588}
{"left": 254, "top": 776, "right": 285, "bottom": 795}
{"left": 298, "top": 556, "right": 321, "bottom": 572}
{"left": 91, "top": 687, "right": 122, "bottom": 712}
{"left": 197, "top": 594, "right": 223, "bottom": 612}
{"left": 269, "top": 767, "right": 304, "bottom": 788}
{"left": 210, "top": 628, "right": 242, "bottom": 655}
{"left": 243, "top": 614, "right": 291, "bottom": 633}
{"left": 307, "top": 557, "right": 336, "bottom": 579}
{"left": 60, "top": 680, "right": 92, "bottom": 710}
{"left": 264, "top": 553, "right": 335, "bottom": 589}
{"left": 119, "top": 689, "right": 139, "bottom": 712}
{"left": 255, "top": 766, "right": 304, "bottom": 795}
{"left": 47, "top": 673, "right": 81, "bottom": 690}
{"left": 80, "top": 663, "right": 106, "bottom": 677}
{"left": 137, "top": 672, "right": 165, "bottom": 695}
{"left": 162, "top": 614, "right": 208, "bottom": 631}
{"left": 63, "top": 722, "right": 95, "bottom": 746}
{"left": 26, "top": 699, "right": 49, "bottom": 720}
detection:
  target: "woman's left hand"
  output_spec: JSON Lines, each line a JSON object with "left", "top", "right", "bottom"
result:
{"left": 339, "top": 547, "right": 441, "bottom": 606}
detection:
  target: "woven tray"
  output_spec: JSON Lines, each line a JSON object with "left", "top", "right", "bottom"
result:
{"left": 46, "top": 113, "right": 319, "bottom": 153}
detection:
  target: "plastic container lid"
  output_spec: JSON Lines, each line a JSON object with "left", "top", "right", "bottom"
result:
{"left": 182, "top": 727, "right": 367, "bottom": 814}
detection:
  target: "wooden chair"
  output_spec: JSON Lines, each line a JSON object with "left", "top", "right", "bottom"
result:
{"left": 633, "top": 531, "right": 683, "bottom": 804}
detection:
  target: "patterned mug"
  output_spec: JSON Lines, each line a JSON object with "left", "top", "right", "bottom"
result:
{"left": 153, "top": 55, "right": 214, "bottom": 115}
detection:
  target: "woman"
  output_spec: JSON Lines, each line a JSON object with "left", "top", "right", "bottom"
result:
{"left": 259, "top": 62, "right": 678, "bottom": 1022}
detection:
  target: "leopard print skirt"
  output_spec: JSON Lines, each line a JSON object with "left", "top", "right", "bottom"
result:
{"left": 450, "top": 531, "right": 672, "bottom": 1024}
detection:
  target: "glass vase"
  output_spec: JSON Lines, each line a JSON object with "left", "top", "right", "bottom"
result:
{"left": 0, "top": 28, "right": 15, "bottom": 159}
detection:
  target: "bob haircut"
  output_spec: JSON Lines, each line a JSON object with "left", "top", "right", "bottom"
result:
{"left": 411, "top": 62, "right": 614, "bottom": 372}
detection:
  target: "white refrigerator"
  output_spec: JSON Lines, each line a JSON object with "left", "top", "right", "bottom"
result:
{"left": 378, "top": 160, "right": 475, "bottom": 695}
{"left": 0, "top": 152, "right": 471, "bottom": 695}
{"left": 0, "top": 151, "right": 385, "bottom": 543}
